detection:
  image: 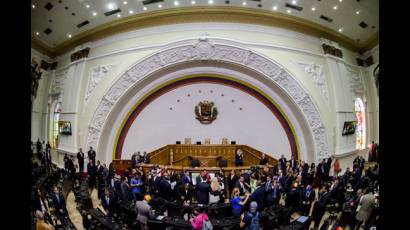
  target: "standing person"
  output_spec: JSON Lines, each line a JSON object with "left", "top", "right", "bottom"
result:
{"left": 46, "top": 141, "right": 51, "bottom": 156}
{"left": 101, "top": 190, "right": 116, "bottom": 216}
{"left": 209, "top": 177, "right": 222, "bottom": 204}
{"left": 36, "top": 139, "right": 42, "bottom": 159}
{"left": 130, "top": 173, "right": 144, "bottom": 201}
{"left": 77, "top": 148, "right": 85, "bottom": 173}
{"left": 88, "top": 146, "right": 96, "bottom": 163}
{"left": 196, "top": 175, "right": 210, "bottom": 205}
{"left": 87, "top": 160, "right": 97, "bottom": 190}
{"left": 135, "top": 195, "right": 153, "bottom": 230}
{"left": 230, "top": 188, "right": 250, "bottom": 217}
{"left": 190, "top": 207, "right": 210, "bottom": 230}
{"left": 355, "top": 188, "right": 376, "bottom": 230}
{"left": 333, "top": 158, "right": 340, "bottom": 177}
{"left": 235, "top": 149, "right": 244, "bottom": 166}
{"left": 63, "top": 154, "right": 69, "bottom": 173}
{"left": 52, "top": 186, "right": 66, "bottom": 216}
{"left": 369, "top": 141, "right": 376, "bottom": 162}
{"left": 240, "top": 201, "right": 261, "bottom": 230}
{"left": 300, "top": 184, "right": 315, "bottom": 216}
{"left": 228, "top": 169, "right": 239, "bottom": 198}
{"left": 312, "top": 185, "right": 331, "bottom": 228}
{"left": 35, "top": 210, "right": 55, "bottom": 230}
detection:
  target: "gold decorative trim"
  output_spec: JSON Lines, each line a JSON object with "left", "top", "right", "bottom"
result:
{"left": 31, "top": 6, "right": 378, "bottom": 57}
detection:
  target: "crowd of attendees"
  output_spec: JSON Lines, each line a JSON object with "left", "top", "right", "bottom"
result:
{"left": 31, "top": 142, "right": 379, "bottom": 230}
{"left": 84, "top": 152, "right": 379, "bottom": 230}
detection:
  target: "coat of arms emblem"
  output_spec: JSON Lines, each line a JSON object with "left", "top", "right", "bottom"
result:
{"left": 195, "top": 101, "right": 218, "bottom": 124}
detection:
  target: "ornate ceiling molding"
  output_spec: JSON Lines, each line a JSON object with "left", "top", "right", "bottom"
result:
{"left": 86, "top": 39, "right": 331, "bottom": 160}
{"left": 31, "top": 7, "right": 378, "bottom": 57}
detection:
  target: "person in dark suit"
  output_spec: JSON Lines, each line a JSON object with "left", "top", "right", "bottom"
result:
{"left": 196, "top": 170, "right": 207, "bottom": 186}
{"left": 87, "top": 160, "right": 97, "bottom": 189}
{"left": 285, "top": 182, "right": 301, "bottom": 214}
{"left": 266, "top": 176, "right": 281, "bottom": 207}
{"left": 177, "top": 183, "right": 194, "bottom": 203}
{"left": 52, "top": 186, "right": 66, "bottom": 216}
{"left": 101, "top": 190, "right": 116, "bottom": 216}
{"left": 181, "top": 170, "right": 193, "bottom": 185}
{"left": 196, "top": 175, "right": 210, "bottom": 204}
{"left": 88, "top": 146, "right": 96, "bottom": 163}
{"left": 227, "top": 169, "right": 239, "bottom": 198}
{"left": 259, "top": 154, "right": 268, "bottom": 165}
{"left": 235, "top": 175, "right": 249, "bottom": 196}
{"left": 158, "top": 173, "right": 173, "bottom": 201}
{"left": 250, "top": 182, "right": 265, "bottom": 211}
{"left": 235, "top": 149, "right": 244, "bottom": 166}
{"left": 300, "top": 184, "right": 315, "bottom": 216}
{"left": 312, "top": 185, "right": 331, "bottom": 228}
{"left": 279, "top": 155, "right": 287, "bottom": 173}
{"left": 77, "top": 148, "right": 85, "bottom": 173}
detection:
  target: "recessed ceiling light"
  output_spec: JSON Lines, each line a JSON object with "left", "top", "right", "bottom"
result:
{"left": 338, "top": 28, "right": 343, "bottom": 32}
{"left": 32, "top": 4, "right": 35, "bottom": 9}
{"left": 35, "top": 32, "right": 39, "bottom": 36}
{"left": 143, "top": 6, "right": 147, "bottom": 11}
{"left": 85, "top": 4, "right": 90, "bottom": 8}
{"left": 287, "top": 9, "right": 291, "bottom": 14}
{"left": 107, "top": 3, "right": 115, "bottom": 10}
{"left": 242, "top": 2, "right": 247, "bottom": 6}
{"left": 92, "top": 11, "right": 97, "bottom": 16}
{"left": 174, "top": 1, "right": 179, "bottom": 6}
{"left": 339, "top": 0, "right": 343, "bottom": 2}
{"left": 208, "top": 0, "right": 214, "bottom": 4}
{"left": 68, "top": 34, "right": 72, "bottom": 38}
{"left": 129, "top": 9, "right": 134, "bottom": 14}
{"left": 311, "top": 7, "right": 316, "bottom": 11}
{"left": 158, "top": 4, "right": 162, "bottom": 8}
{"left": 356, "top": 10, "right": 360, "bottom": 15}
{"left": 273, "top": 6, "right": 278, "bottom": 11}
{"left": 191, "top": 0, "right": 196, "bottom": 4}
{"left": 291, "top": 0, "right": 297, "bottom": 5}
{"left": 123, "top": 1, "right": 128, "bottom": 5}
{"left": 117, "top": 14, "right": 121, "bottom": 17}
{"left": 333, "top": 5, "right": 338, "bottom": 10}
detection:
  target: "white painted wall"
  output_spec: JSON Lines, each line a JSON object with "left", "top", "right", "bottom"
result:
{"left": 122, "top": 83, "right": 292, "bottom": 159}
{"left": 31, "top": 22, "right": 378, "bottom": 164}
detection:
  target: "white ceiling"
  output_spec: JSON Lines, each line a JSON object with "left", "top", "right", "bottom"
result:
{"left": 31, "top": 0, "right": 379, "bottom": 48}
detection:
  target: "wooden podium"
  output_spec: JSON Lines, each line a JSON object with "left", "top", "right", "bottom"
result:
{"left": 112, "top": 144, "right": 278, "bottom": 174}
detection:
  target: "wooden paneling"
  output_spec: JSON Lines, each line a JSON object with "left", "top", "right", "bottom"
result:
{"left": 114, "top": 144, "right": 277, "bottom": 171}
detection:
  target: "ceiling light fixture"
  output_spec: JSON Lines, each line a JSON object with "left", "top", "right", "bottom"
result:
{"left": 117, "top": 14, "right": 121, "bottom": 18}
{"left": 242, "top": 2, "right": 247, "bottom": 6}
{"left": 191, "top": 0, "right": 196, "bottom": 4}
{"left": 291, "top": 0, "right": 297, "bottom": 5}
{"left": 32, "top": 4, "right": 36, "bottom": 9}
{"left": 208, "top": 0, "right": 214, "bottom": 4}
{"left": 311, "top": 7, "right": 316, "bottom": 11}
{"left": 143, "top": 6, "right": 147, "bottom": 11}
{"left": 338, "top": 28, "right": 343, "bottom": 32}
{"left": 339, "top": 0, "right": 343, "bottom": 2}
{"left": 68, "top": 34, "right": 72, "bottom": 38}
{"left": 129, "top": 9, "right": 134, "bottom": 14}
{"left": 86, "top": 4, "right": 90, "bottom": 8}
{"left": 174, "top": 1, "right": 179, "bottom": 6}
{"left": 92, "top": 11, "right": 97, "bottom": 16}
{"left": 123, "top": 1, "right": 128, "bottom": 5}
{"left": 107, "top": 3, "right": 115, "bottom": 10}
{"left": 158, "top": 4, "right": 162, "bottom": 8}
{"left": 287, "top": 9, "right": 291, "bottom": 13}
{"left": 35, "top": 32, "right": 39, "bottom": 36}
{"left": 273, "top": 6, "right": 278, "bottom": 11}
{"left": 356, "top": 10, "right": 360, "bottom": 15}
{"left": 333, "top": 5, "right": 338, "bottom": 10}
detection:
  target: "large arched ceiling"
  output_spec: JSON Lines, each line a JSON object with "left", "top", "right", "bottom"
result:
{"left": 31, "top": 0, "right": 378, "bottom": 57}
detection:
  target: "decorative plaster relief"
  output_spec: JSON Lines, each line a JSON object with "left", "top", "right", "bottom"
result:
{"left": 87, "top": 39, "right": 330, "bottom": 160}
{"left": 293, "top": 61, "right": 330, "bottom": 107}
{"left": 85, "top": 65, "right": 112, "bottom": 102}
{"left": 346, "top": 66, "right": 364, "bottom": 95}
{"left": 51, "top": 69, "right": 68, "bottom": 95}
